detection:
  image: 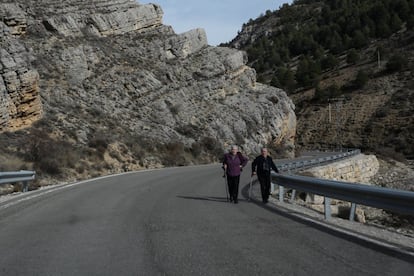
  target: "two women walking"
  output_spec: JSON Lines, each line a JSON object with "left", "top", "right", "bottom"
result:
{"left": 222, "top": 146, "right": 279, "bottom": 204}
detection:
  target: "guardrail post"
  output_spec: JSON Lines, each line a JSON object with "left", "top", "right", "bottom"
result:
{"left": 349, "top": 203, "right": 356, "bottom": 221}
{"left": 23, "top": 181, "right": 28, "bottom": 192}
{"left": 279, "top": 186, "right": 284, "bottom": 203}
{"left": 290, "top": 189, "right": 296, "bottom": 202}
{"left": 324, "top": 197, "right": 331, "bottom": 220}
{"left": 271, "top": 182, "right": 276, "bottom": 194}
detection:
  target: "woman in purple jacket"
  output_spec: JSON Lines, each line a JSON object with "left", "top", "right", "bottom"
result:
{"left": 222, "top": 145, "right": 248, "bottom": 203}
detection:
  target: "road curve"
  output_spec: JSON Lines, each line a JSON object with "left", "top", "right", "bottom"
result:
{"left": 0, "top": 165, "right": 413, "bottom": 275}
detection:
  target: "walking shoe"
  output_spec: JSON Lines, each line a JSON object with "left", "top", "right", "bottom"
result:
{"left": 234, "top": 199, "right": 238, "bottom": 204}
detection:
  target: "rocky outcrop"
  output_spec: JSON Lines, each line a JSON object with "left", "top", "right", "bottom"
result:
{"left": 43, "top": 3, "right": 163, "bottom": 37}
{"left": 165, "top": 28, "right": 208, "bottom": 59}
{"left": 0, "top": 3, "right": 27, "bottom": 36}
{"left": 0, "top": 20, "right": 42, "bottom": 132}
{"left": 0, "top": 0, "right": 296, "bottom": 178}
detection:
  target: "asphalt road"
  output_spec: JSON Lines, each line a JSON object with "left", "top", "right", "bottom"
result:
{"left": 0, "top": 164, "right": 413, "bottom": 275}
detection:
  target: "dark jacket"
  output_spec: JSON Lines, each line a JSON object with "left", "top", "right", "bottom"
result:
{"left": 223, "top": 152, "right": 248, "bottom": 177}
{"left": 252, "top": 155, "right": 279, "bottom": 176}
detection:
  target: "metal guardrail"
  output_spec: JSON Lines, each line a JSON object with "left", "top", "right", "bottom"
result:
{"left": 277, "top": 149, "right": 361, "bottom": 173}
{"left": 270, "top": 149, "right": 414, "bottom": 220}
{"left": 0, "top": 171, "right": 36, "bottom": 192}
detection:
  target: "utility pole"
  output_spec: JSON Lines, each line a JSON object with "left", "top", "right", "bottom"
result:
{"left": 378, "top": 49, "right": 381, "bottom": 70}
{"left": 328, "top": 103, "right": 332, "bottom": 124}
{"left": 335, "top": 100, "right": 343, "bottom": 152}
{"left": 329, "top": 97, "right": 345, "bottom": 151}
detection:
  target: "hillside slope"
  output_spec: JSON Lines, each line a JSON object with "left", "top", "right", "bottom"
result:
{"left": 0, "top": 0, "right": 296, "bottom": 186}
{"left": 226, "top": 0, "right": 414, "bottom": 159}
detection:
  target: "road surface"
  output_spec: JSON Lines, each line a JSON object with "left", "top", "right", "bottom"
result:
{"left": 0, "top": 165, "right": 413, "bottom": 275}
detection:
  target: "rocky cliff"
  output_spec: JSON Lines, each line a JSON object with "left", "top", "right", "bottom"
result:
{"left": 0, "top": 0, "right": 296, "bottom": 180}
{"left": 0, "top": 8, "right": 42, "bottom": 131}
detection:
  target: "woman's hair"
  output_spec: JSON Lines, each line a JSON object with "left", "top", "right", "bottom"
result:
{"left": 230, "top": 145, "right": 238, "bottom": 151}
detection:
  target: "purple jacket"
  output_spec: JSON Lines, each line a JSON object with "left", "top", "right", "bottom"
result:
{"left": 223, "top": 152, "right": 248, "bottom": 177}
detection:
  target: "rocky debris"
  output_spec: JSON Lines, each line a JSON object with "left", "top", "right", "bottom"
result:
{"left": 0, "top": 183, "right": 14, "bottom": 195}
{"left": 0, "top": 0, "right": 296, "bottom": 184}
{"left": 365, "top": 159, "right": 414, "bottom": 235}
{"left": 371, "top": 159, "right": 414, "bottom": 192}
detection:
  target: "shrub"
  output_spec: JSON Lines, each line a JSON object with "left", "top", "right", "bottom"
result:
{"left": 162, "top": 142, "right": 188, "bottom": 166}
{"left": 313, "top": 84, "right": 341, "bottom": 102}
{"left": 24, "top": 131, "right": 81, "bottom": 176}
{"left": 321, "top": 54, "right": 339, "bottom": 70}
{"left": 200, "top": 137, "right": 224, "bottom": 160}
{"left": 88, "top": 132, "right": 113, "bottom": 158}
{"left": 175, "top": 124, "right": 201, "bottom": 138}
{"left": 169, "top": 104, "right": 181, "bottom": 115}
{"left": 190, "top": 142, "right": 202, "bottom": 158}
{"left": 386, "top": 54, "right": 408, "bottom": 72}
{"left": 346, "top": 49, "right": 360, "bottom": 64}
{"left": 353, "top": 70, "right": 369, "bottom": 89}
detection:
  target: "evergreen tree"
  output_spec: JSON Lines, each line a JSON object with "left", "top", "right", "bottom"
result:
{"left": 386, "top": 54, "right": 408, "bottom": 72}
{"left": 321, "top": 54, "right": 339, "bottom": 70}
{"left": 295, "top": 56, "right": 321, "bottom": 88}
{"left": 390, "top": 13, "right": 403, "bottom": 32}
{"left": 346, "top": 49, "right": 360, "bottom": 64}
{"left": 352, "top": 30, "right": 368, "bottom": 49}
{"left": 354, "top": 70, "right": 369, "bottom": 89}
{"left": 234, "top": 0, "right": 413, "bottom": 89}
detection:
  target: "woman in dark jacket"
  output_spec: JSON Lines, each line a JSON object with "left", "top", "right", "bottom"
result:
{"left": 251, "top": 148, "right": 279, "bottom": 203}
{"left": 222, "top": 145, "right": 248, "bottom": 203}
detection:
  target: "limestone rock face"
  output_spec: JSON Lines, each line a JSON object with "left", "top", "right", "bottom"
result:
{"left": 0, "top": 0, "right": 296, "bottom": 167}
{"left": 43, "top": 3, "right": 163, "bottom": 37}
{"left": 165, "top": 28, "right": 208, "bottom": 59}
{"left": 0, "top": 21, "right": 42, "bottom": 131}
{"left": 0, "top": 3, "right": 27, "bottom": 36}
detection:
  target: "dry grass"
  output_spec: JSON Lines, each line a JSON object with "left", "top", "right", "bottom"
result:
{"left": 0, "top": 154, "right": 31, "bottom": 171}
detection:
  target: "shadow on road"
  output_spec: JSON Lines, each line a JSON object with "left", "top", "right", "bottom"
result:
{"left": 176, "top": 195, "right": 247, "bottom": 203}
{"left": 176, "top": 195, "right": 228, "bottom": 203}
{"left": 240, "top": 180, "right": 414, "bottom": 263}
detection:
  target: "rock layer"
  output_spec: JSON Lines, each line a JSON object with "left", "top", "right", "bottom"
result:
{"left": 0, "top": 20, "right": 42, "bottom": 131}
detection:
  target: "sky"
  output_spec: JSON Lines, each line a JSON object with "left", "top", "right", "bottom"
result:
{"left": 139, "top": 0, "right": 292, "bottom": 46}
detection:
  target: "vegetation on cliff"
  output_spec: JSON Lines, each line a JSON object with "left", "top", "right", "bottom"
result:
{"left": 226, "top": 0, "right": 414, "bottom": 159}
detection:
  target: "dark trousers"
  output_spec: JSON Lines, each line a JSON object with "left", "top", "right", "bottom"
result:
{"left": 258, "top": 173, "right": 271, "bottom": 202}
{"left": 227, "top": 175, "right": 240, "bottom": 201}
